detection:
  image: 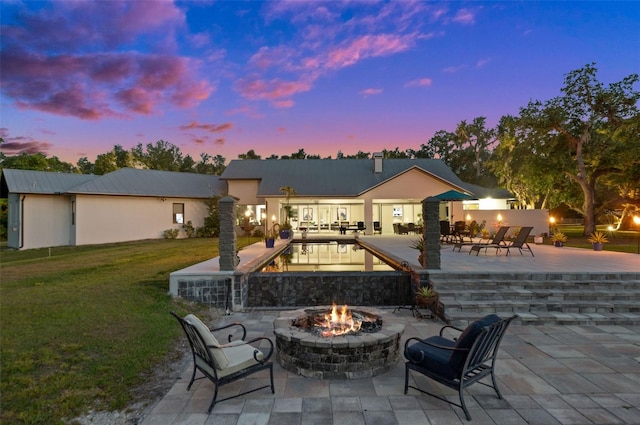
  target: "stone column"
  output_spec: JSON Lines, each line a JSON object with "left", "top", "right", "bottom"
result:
{"left": 422, "top": 197, "right": 441, "bottom": 270}
{"left": 218, "top": 196, "right": 238, "bottom": 271}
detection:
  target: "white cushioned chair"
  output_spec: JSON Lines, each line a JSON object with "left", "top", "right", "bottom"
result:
{"left": 171, "top": 312, "right": 274, "bottom": 413}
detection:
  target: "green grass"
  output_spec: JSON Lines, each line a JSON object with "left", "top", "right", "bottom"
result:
{"left": 551, "top": 225, "right": 640, "bottom": 254}
{"left": 0, "top": 237, "right": 258, "bottom": 425}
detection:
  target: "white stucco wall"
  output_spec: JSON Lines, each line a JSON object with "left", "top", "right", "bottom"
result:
{"left": 74, "top": 195, "right": 209, "bottom": 246}
{"left": 16, "top": 194, "right": 72, "bottom": 249}
{"left": 226, "top": 180, "right": 261, "bottom": 204}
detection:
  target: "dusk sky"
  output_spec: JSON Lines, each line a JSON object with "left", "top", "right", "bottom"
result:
{"left": 1, "top": 1, "right": 638, "bottom": 165}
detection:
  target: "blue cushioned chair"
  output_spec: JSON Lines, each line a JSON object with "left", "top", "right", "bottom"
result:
{"left": 404, "top": 314, "right": 517, "bottom": 420}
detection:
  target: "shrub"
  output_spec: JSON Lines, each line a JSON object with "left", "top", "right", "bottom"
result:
{"left": 163, "top": 228, "right": 179, "bottom": 239}
{"left": 183, "top": 220, "right": 196, "bottom": 238}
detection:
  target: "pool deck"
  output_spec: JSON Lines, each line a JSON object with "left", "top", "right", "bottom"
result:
{"left": 144, "top": 236, "right": 640, "bottom": 425}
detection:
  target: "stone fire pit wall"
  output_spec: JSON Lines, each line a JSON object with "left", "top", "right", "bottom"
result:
{"left": 273, "top": 307, "right": 405, "bottom": 380}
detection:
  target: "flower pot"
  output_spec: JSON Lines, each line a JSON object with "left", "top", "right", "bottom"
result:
{"left": 279, "top": 229, "right": 291, "bottom": 239}
{"left": 592, "top": 242, "right": 604, "bottom": 251}
{"left": 416, "top": 294, "right": 438, "bottom": 307}
{"left": 554, "top": 241, "right": 564, "bottom": 247}
{"left": 265, "top": 238, "right": 275, "bottom": 248}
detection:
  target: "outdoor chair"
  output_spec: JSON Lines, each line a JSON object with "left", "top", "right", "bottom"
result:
{"left": 357, "top": 221, "right": 366, "bottom": 231}
{"left": 504, "top": 226, "right": 534, "bottom": 256}
{"left": 404, "top": 314, "right": 517, "bottom": 421}
{"left": 373, "top": 221, "right": 382, "bottom": 234}
{"left": 453, "top": 221, "right": 471, "bottom": 243}
{"left": 407, "top": 222, "right": 416, "bottom": 233}
{"left": 440, "top": 220, "right": 453, "bottom": 243}
{"left": 466, "top": 226, "right": 511, "bottom": 255}
{"left": 171, "top": 312, "right": 274, "bottom": 414}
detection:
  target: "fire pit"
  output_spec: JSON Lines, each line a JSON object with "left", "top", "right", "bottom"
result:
{"left": 273, "top": 305, "right": 404, "bottom": 379}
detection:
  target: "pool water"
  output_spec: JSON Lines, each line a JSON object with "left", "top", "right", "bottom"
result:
{"left": 261, "top": 241, "right": 396, "bottom": 272}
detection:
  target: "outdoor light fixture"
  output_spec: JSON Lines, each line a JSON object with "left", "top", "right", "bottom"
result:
{"left": 466, "top": 214, "right": 471, "bottom": 222}
{"left": 634, "top": 216, "right": 640, "bottom": 254}
{"left": 497, "top": 213, "right": 503, "bottom": 223}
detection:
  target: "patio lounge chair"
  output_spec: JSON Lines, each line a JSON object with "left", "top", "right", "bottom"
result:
{"left": 465, "top": 226, "right": 511, "bottom": 255}
{"left": 504, "top": 226, "right": 535, "bottom": 256}
{"left": 171, "top": 312, "right": 275, "bottom": 413}
{"left": 404, "top": 314, "right": 517, "bottom": 421}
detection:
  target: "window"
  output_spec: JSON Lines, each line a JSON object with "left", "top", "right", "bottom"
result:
{"left": 173, "top": 203, "right": 184, "bottom": 224}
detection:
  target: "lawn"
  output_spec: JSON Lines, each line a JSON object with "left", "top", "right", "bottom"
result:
{"left": 552, "top": 224, "right": 639, "bottom": 254}
{"left": 0, "top": 237, "right": 257, "bottom": 425}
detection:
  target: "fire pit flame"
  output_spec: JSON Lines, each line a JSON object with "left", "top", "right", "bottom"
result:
{"left": 315, "top": 304, "right": 367, "bottom": 337}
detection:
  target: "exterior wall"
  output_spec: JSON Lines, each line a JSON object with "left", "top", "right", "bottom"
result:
{"left": 363, "top": 169, "right": 458, "bottom": 201}
{"left": 226, "top": 180, "right": 261, "bottom": 204}
{"left": 74, "top": 195, "right": 208, "bottom": 246}
{"left": 10, "top": 194, "right": 72, "bottom": 249}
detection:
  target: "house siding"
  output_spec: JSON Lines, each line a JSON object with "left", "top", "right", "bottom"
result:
{"left": 18, "top": 194, "right": 72, "bottom": 249}
{"left": 74, "top": 195, "right": 209, "bottom": 246}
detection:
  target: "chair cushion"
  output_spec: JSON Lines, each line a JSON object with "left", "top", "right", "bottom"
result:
{"left": 449, "top": 314, "right": 501, "bottom": 372}
{"left": 406, "top": 336, "right": 459, "bottom": 380}
{"left": 184, "top": 314, "right": 230, "bottom": 369}
{"left": 217, "top": 343, "right": 266, "bottom": 378}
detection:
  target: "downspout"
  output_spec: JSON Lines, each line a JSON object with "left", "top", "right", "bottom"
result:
{"left": 20, "top": 195, "right": 25, "bottom": 249}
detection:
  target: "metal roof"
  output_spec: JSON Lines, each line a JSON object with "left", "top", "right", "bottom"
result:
{"left": 69, "top": 168, "right": 225, "bottom": 198}
{"left": 1, "top": 168, "right": 225, "bottom": 199}
{"left": 220, "top": 158, "right": 469, "bottom": 197}
{"left": 1, "top": 168, "right": 97, "bottom": 196}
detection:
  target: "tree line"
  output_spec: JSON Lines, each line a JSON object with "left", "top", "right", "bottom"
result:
{"left": 1, "top": 64, "right": 638, "bottom": 233}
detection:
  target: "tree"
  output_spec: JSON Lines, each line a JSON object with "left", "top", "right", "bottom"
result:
{"left": 93, "top": 151, "right": 119, "bottom": 175}
{"left": 382, "top": 147, "right": 409, "bottom": 158}
{"left": 132, "top": 140, "right": 185, "bottom": 171}
{"left": 509, "top": 64, "right": 639, "bottom": 235}
{"left": 194, "top": 153, "right": 226, "bottom": 175}
{"left": 77, "top": 157, "right": 94, "bottom": 174}
{"left": 238, "top": 149, "right": 261, "bottom": 160}
{"left": 406, "top": 143, "right": 435, "bottom": 159}
{"left": 0, "top": 152, "right": 77, "bottom": 173}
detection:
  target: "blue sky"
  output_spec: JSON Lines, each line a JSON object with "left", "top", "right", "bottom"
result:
{"left": 1, "top": 1, "right": 638, "bottom": 164}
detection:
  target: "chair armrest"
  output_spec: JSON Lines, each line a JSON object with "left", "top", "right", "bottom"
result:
{"left": 404, "top": 337, "right": 469, "bottom": 363}
{"left": 210, "top": 322, "right": 247, "bottom": 343}
{"left": 439, "top": 324, "right": 465, "bottom": 337}
{"left": 247, "top": 336, "right": 275, "bottom": 363}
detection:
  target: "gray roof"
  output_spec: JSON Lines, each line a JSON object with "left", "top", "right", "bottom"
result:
{"left": 1, "top": 168, "right": 97, "bottom": 195}
{"left": 460, "top": 182, "right": 514, "bottom": 199}
{"left": 69, "top": 168, "right": 225, "bottom": 198}
{"left": 220, "top": 158, "right": 469, "bottom": 197}
{"left": 1, "top": 168, "right": 225, "bottom": 199}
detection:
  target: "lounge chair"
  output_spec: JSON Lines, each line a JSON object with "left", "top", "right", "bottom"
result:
{"left": 453, "top": 221, "right": 471, "bottom": 243}
{"left": 504, "top": 226, "right": 534, "bottom": 256}
{"left": 466, "top": 226, "right": 510, "bottom": 255}
{"left": 171, "top": 312, "right": 275, "bottom": 413}
{"left": 404, "top": 314, "right": 517, "bottom": 420}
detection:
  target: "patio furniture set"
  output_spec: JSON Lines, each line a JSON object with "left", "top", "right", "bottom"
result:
{"left": 172, "top": 310, "right": 516, "bottom": 421}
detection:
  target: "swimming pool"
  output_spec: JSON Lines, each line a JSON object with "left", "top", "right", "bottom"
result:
{"left": 260, "top": 240, "right": 396, "bottom": 272}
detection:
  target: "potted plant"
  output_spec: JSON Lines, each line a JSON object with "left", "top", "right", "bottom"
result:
{"left": 410, "top": 235, "right": 425, "bottom": 267}
{"left": 415, "top": 285, "right": 438, "bottom": 307}
{"left": 264, "top": 223, "right": 279, "bottom": 248}
{"left": 551, "top": 231, "right": 567, "bottom": 247}
{"left": 587, "top": 231, "right": 609, "bottom": 251}
{"left": 279, "top": 185, "right": 296, "bottom": 239}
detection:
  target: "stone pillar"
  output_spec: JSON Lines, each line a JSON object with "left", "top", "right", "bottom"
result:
{"left": 422, "top": 197, "right": 441, "bottom": 270}
{"left": 218, "top": 196, "right": 238, "bottom": 271}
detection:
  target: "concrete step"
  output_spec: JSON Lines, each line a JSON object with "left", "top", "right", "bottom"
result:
{"left": 440, "top": 298, "right": 640, "bottom": 314}
{"left": 436, "top": 289, "right": 640, "bottom": 302}
{"left": 445, "top": 311, "right": 640, "bottom": 328}
{"left": 431, "top": 276, "right": 640, "bottom": 326}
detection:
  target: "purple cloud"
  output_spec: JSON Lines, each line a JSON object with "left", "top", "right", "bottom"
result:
{"left": 0, "top": 2, "right": 211, "bottom": 120}
{"left": 0, "top": 129, "right": 52, "bottom": 155}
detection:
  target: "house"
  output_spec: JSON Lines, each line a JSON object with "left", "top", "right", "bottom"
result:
{"left": 219, "top": 155, "right": 484, "bottom": 235}
{"left": 3, "top": 156, "right": 547, "bottom": 250}
{"left": 1, "top": 168, "right": 225, "bottom": 249}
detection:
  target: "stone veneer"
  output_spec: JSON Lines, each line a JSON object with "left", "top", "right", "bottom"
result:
{"left": 273, "top": 307, "right": 405, "bottom": 380}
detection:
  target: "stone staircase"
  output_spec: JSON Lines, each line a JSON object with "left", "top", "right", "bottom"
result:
{"left": 428, "top": 272, "right": 640, "bottom": 327}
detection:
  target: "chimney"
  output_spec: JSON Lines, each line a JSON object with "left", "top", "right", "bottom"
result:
{"left": 373, "top": 152, "right": 383, "bottom": 173}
